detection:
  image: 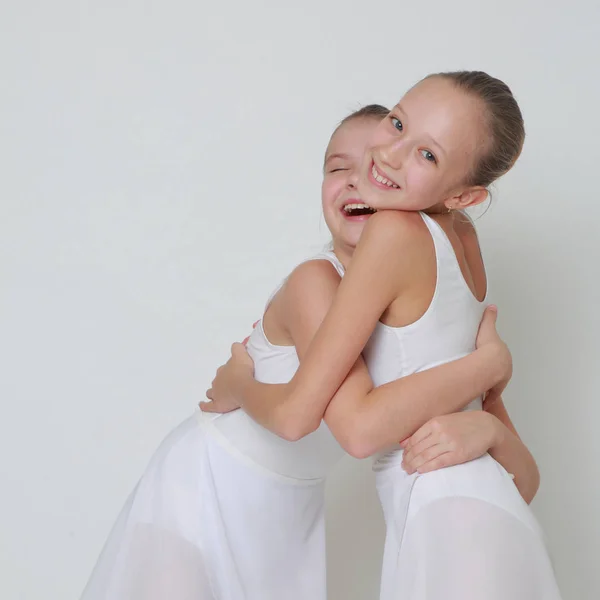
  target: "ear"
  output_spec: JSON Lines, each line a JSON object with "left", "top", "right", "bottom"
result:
{"left": 444, "top": 186, "right": 488, "bottom": 211}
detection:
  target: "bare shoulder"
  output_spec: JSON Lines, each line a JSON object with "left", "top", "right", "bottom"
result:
{"left": 286, "top": 258, "right": 341, "bottom": 289}
{"left": 359, "top": 210, "right": 431, "bottom": 256}
{"left": 365, "top": 209, "right": 425, "bottom": 235}
{"left": 283, "top": 259, "right": 342, "bottom": 307}
{"left": 264, "top": 259, "right": 342, "bottom": 343}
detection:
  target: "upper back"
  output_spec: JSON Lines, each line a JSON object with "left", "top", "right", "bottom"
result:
{"left": 382, "top": 211, "right": 486, "bottom": 328}
{"left": 363, "top": 211, "right": 487, "bottom": 387}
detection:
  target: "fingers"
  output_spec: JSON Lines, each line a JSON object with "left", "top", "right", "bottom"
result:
{"left": 231, "top": 342, "right": 247, "bottom": 355}
{"left": 231, "top": 342, "right": 254, "bottom": 367}
{"left": 243, "top": 320, "right": 259, "bottom": 345}
{"left": 239, "top": 321, "right": 259, "bottom": 345}
{"left": 403, "top": 443, "right": 450, "bottom": 474}
{"left": 200, "top": 400, "right": 239, "bottom": 415}
{"left": 414, "top": 452, "right": 455, "bottom": 473}
{"left": 485, "top": 304, "right": 498, "bottom": 319}
{"left": 479, "top": 305, "right": 498, "bottom": 332}
{"left": 476, "top": 305, "right": 501, "bottom": 350}
{"left": 403, "top": 420, "right": 435, "bottom": 452}
{"left": 402, "top": 432, "right": 435, "bottom": 465}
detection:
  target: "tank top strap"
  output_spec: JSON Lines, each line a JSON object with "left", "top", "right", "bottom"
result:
{"left": 419, "top": 211, "right": 488, "bottom": 306}
{"left": 308, "top": 251, "right": 346, "bottom": 277}
{"left": 418, "top": 212, "right": 454, "bottom": 254}
{"left": 419, "top": 212, "right": 465, "bottom": 279}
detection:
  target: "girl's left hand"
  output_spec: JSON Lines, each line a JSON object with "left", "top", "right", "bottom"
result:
{"left": 400, "top": 411, "right": 498, "bottom": 474}
{"left": 202, "top": 343, "right": 255, "bottom": 414}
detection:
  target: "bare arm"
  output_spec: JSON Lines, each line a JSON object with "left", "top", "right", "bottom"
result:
{"left": 206, "top": 212, "right": 510, "bottom": 453}
{"left": 400, "top": 399, "right": 539, "bottom": 503}
{"left": 486, "top": 399, "right": 540, "bottom": 503}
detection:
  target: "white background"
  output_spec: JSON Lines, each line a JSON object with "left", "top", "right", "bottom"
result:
{"left": 1, "top": 1, "right": 599, "bottom": 598}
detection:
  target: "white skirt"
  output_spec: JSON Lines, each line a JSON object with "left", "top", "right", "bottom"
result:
{"left": 80, "top": 412, "right": 328, "bottom": 600}
{"left": 376, "top": 452, "right": 563, "bottom": 600}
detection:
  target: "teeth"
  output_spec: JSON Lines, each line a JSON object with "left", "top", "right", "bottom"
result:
{"left": 343, "top": 203, "right": 376, "bottom": 213}
{"left": 372, "top": 163, "right": 399, "bottom": 188}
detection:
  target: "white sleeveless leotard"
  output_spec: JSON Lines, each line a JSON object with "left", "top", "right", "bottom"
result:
{"left": 79, "top": 255, "right": 346, "bottom": 600}
{"left": 320, "top": 213, "right": 562, "bottom": 600}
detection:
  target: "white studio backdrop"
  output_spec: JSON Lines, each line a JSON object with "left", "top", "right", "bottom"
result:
{"left": 1, "top": 1, "right": 598, "bottom": 598}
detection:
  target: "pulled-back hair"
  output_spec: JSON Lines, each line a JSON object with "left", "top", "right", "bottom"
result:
{"left": 426, "top": 71, "right": 525, "bottom": 187}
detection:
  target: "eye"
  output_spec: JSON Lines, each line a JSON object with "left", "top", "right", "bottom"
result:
{"left": 420, "top": 149, "right": 437, "bottom": 164}
{"left": 329, "top": 167, "right": 348, "bottom": 173}
{"left": 390, "top": 116, "right": 403, "bottom": 132}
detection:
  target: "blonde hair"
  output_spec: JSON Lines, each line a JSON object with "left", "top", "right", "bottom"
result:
{"left": 426, "top": 71, "right": 525, "bottom": 187}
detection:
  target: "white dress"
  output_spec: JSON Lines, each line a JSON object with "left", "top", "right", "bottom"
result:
{"left": 324, "top": 213, "right": 563, "bottom": 599}
{"left": 80, "top": 266, "right": 345, "bottom": 600}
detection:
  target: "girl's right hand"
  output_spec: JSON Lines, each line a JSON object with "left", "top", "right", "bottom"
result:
{"left": 400, "top": 410, "right": 499, "bottom": 474}
{"left": 202, "top": 343, "right": 255, "bottom": 413}
{"left": 475, "top": 306, "right": 512, "bottom": 409}
{"left": 201, "top": 321, "right": 259, "bottom": 413}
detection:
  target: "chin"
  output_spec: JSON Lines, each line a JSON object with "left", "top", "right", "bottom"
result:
{"left": 340, "top": 227, "right": 364, "bottom": 249}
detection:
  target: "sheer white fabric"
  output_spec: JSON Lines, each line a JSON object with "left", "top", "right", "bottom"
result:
{"left": 376, "top": 454, "right": 562, "bottom": 599}
{"left": 81, "top": 414, "right": 333, "bottom": 600}
{"left": 80, "top": 255, "right": 348, "bottom": 600}
{"left": 339, "top": 211, "right": 564, "bottom": 600}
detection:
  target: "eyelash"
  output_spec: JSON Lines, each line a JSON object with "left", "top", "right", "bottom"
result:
{"left": 329, "top": 168, "right": 347, "bottom": 173}
{"left": 420, "top": 149, "right": 437, "bottom": 164}
{"left": 390, "top": 116, "right": 403, "bottom": 131}
{"left": 390, "top": 116, "right": 437, "bottom": 165}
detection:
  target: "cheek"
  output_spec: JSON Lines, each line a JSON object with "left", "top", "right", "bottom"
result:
{"left": 370, "top": 128, "right": 393, "bottom": 149}
{"left": 405, "top": 161, "right": 432, "bottom": 191}
{"left": 321, "top": 178, "right": 342, "bottom": 209}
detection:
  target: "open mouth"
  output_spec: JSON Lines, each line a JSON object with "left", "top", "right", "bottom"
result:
{"left": 342, "top": 202, "right": 377, "bottom": 217}
{"left": 371, "top": 162, "right": 400, "bottom": 189}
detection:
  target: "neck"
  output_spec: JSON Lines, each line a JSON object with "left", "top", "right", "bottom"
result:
{"left": 424, "top": 202, "right": 448, "bottom": 215}
{"left": 330, "top": 240, "right": 355, "bottom": 270}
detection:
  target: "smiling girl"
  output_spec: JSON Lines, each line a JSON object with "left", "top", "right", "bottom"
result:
{"left": 209, "top": 72, "right": 562, "bottom": 599}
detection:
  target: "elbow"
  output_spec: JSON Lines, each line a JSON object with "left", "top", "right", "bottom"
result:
{"left": 514, "top": 458, "right": 540, "bottom": 505}
{"left": 274, "top": 407, "right": 321, "bottom": 442}
{"left": 525, "top": 466, "right": 541, "bottom": 505}
{"left": 334, "top": 417, "right": 379, "bottom": 459}
{"left": 344, "top": 439, "right": 375, "bottom": 460}
{"left": 278, "top": 421, "right": 319, "bottom": 442}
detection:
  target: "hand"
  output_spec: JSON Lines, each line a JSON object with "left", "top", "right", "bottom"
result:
{"left": 400, "top": 411, "right": 498, "bottom": 474}
{"left": 240, "top": 320, "right": 260, "bottom": 347}
{"left": 202, "top": 343, "right": 255, "bottom": 413}
{"left": 475, "top": 305, "right": 512, "bottom": 410}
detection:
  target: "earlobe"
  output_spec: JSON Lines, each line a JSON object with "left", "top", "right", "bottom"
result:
{"left": 445, "top": 187, "right": 488, "bottom": 211}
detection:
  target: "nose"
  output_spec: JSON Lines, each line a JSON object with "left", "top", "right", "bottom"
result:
{"left": 346, "top": 168, "right": 359, "bottom": 189}
{"left": 379, "top": 139, "right": 407, "bottom": 171}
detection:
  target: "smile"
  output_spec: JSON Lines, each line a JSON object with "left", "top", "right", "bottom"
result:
{"left": 342, "top": 202, "right": 377, "bottom": 216}
{"left": 371, "top": 163, "right": 400, "bottom": 189}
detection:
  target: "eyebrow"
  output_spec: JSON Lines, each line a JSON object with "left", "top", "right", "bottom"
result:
{"left": 393, "top": 103, "right": 446, "bottom": 158}
{"left": 394, "top": 103, "right": 406, "bottom": 115}
{"left": 324, "top": 152, "right": 351, "bottom": 164}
